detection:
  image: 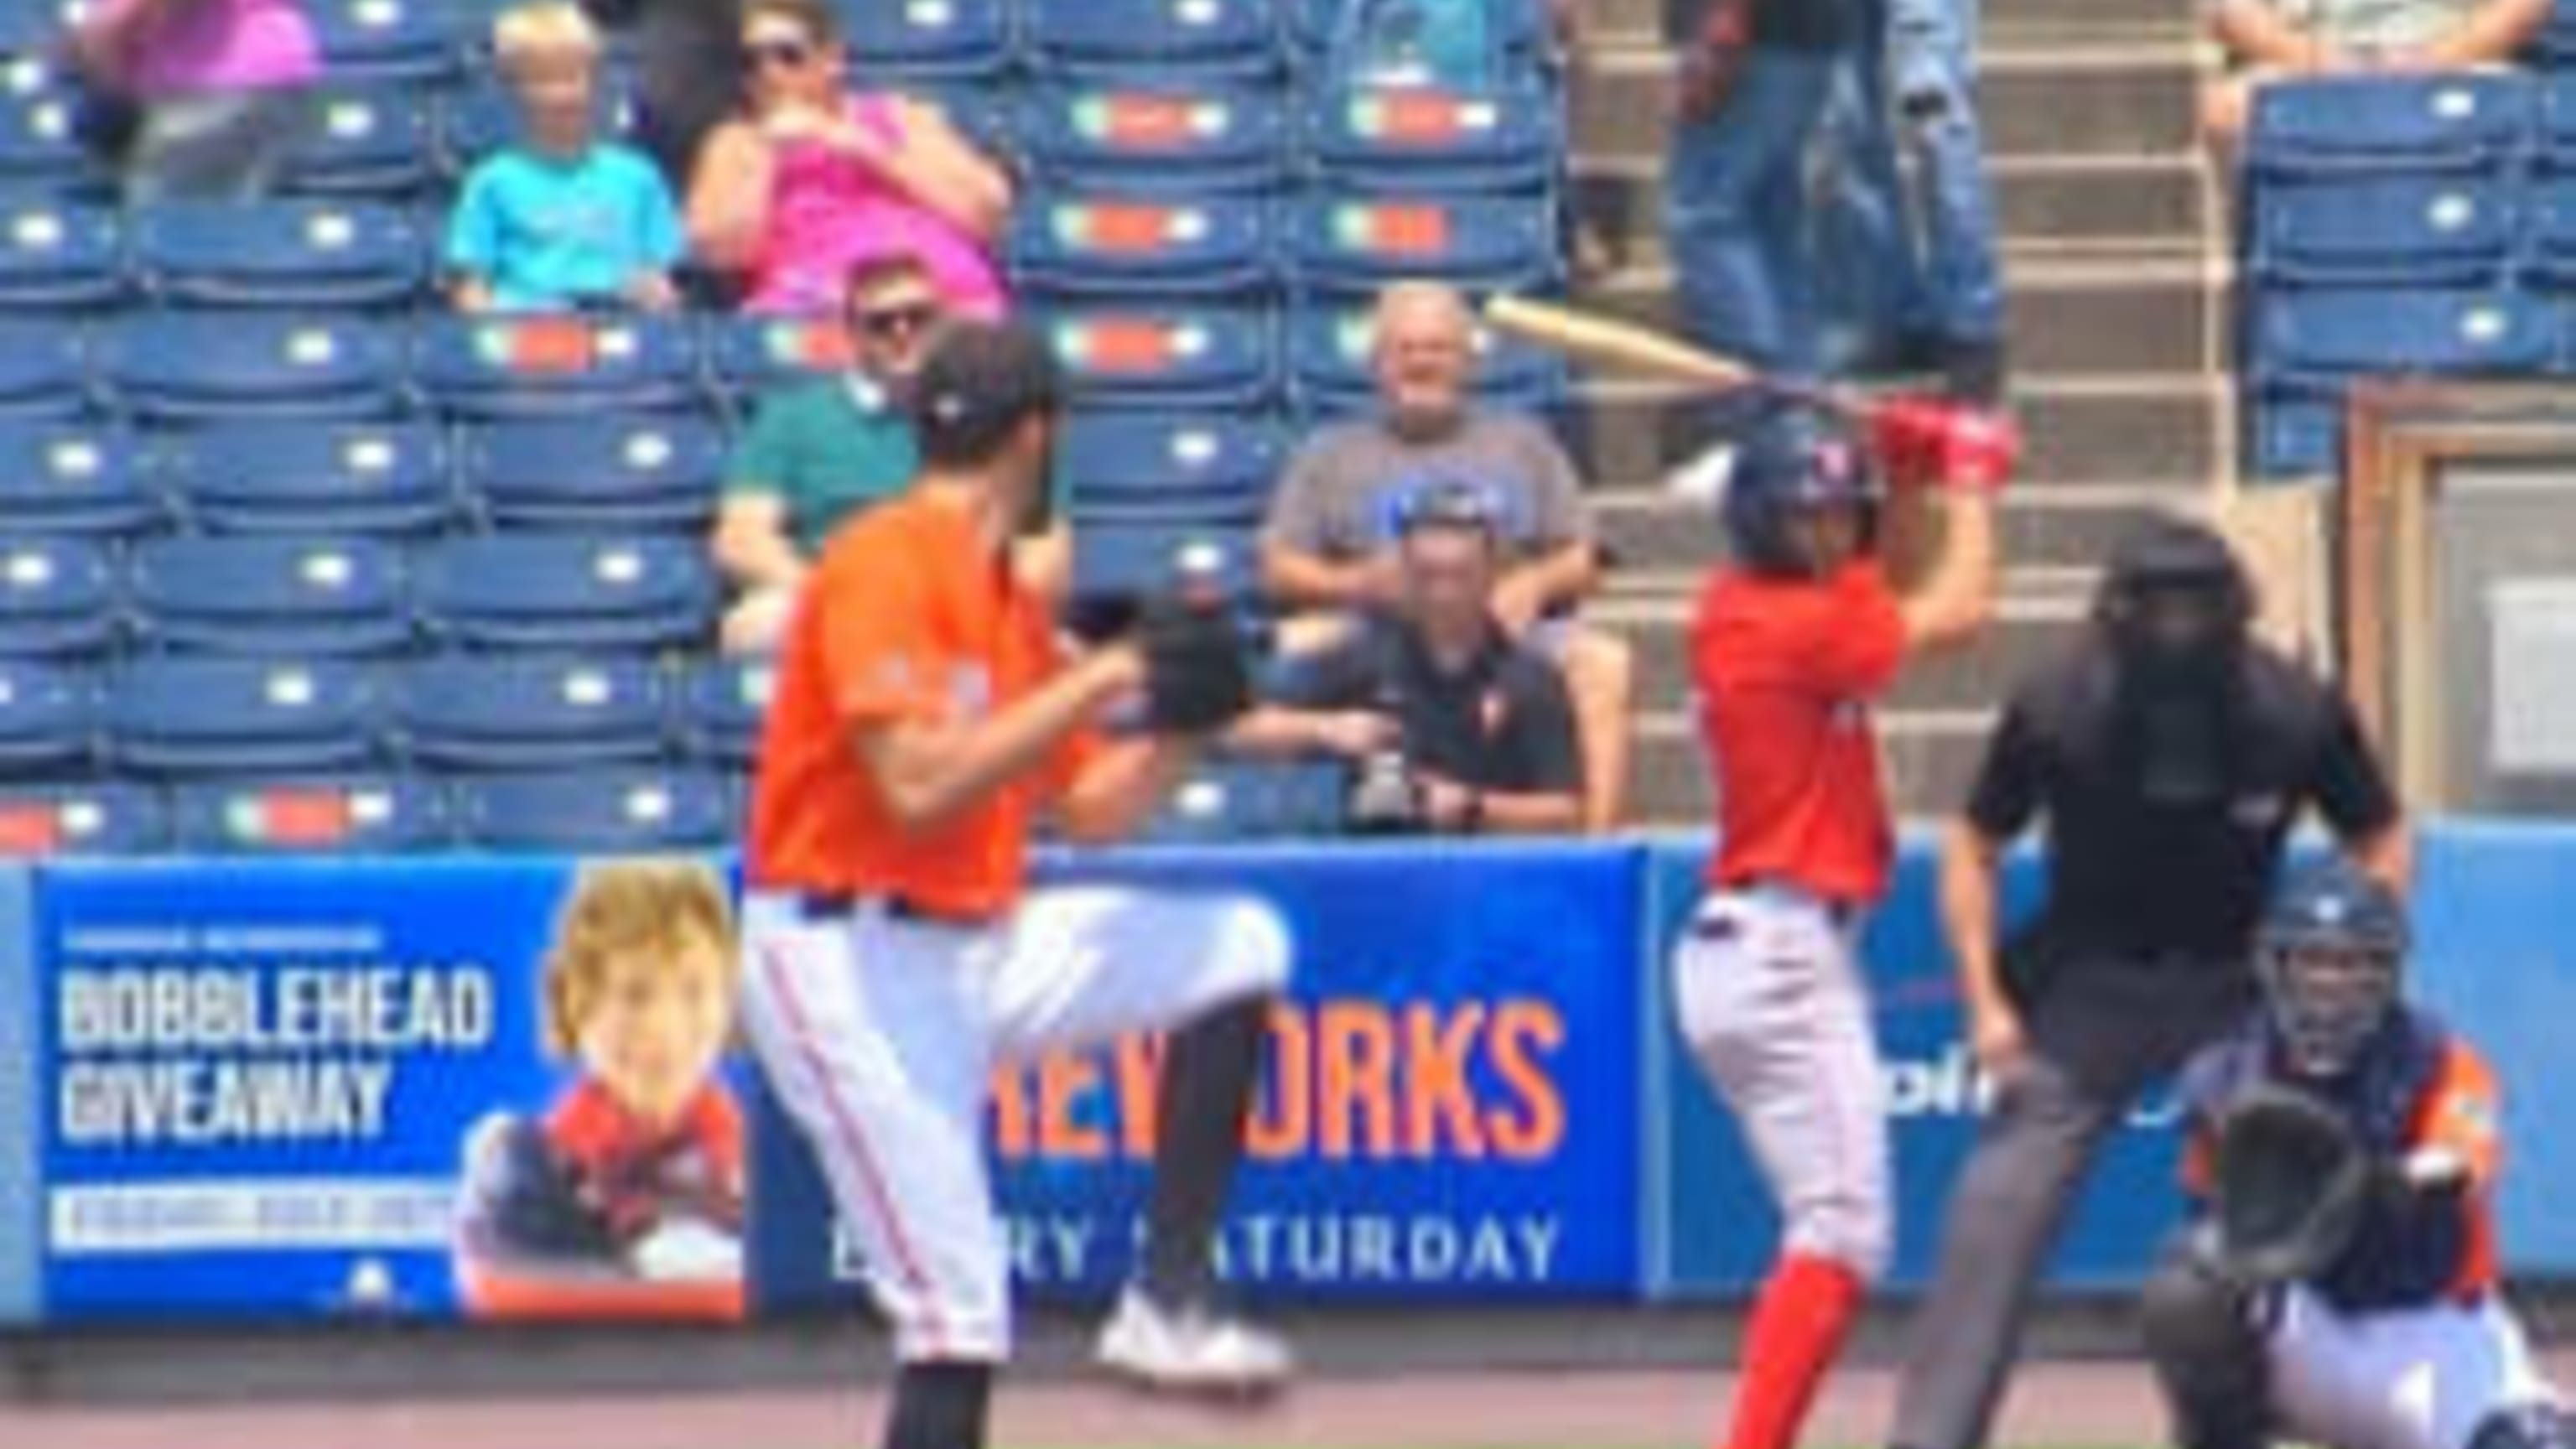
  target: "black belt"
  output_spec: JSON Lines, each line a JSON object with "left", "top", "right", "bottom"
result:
{"left": 791, "top": 891, "right": 993, "bottom": 928}
{"left": 1701, "top": 875, "right": 1861, "bottom": 932}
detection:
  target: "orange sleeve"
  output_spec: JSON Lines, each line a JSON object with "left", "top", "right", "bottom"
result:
{"left": 2418, "top": 1041, "right": 2503, "bottom": 1190}
{"left": 818, "top": 548, "right": 953, "bottom": 730}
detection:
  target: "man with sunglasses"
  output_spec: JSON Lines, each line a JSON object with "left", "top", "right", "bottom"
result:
{"left": 712, "top": 253, "right": 1067, "bottom": 652}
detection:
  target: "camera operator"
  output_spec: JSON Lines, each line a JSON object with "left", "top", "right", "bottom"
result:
{"left": 1249, "top": 476, "right": 1584, "bottom": 835}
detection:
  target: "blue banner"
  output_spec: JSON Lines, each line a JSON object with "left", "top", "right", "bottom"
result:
{"left": 1646, "top": 834, "right": 2189, "bottom": 1296}
{"left": 2410, "top": 822, "right": 2576, "bottom": 1271}
{"left": 34, "top": 856, "right": 749, "bottom": 1325}
{"left": 0, "top": 865, "right": 34, "bottom": 1325}
{"left": 750, "top": 841, "right": 1647, "bottom": 1311}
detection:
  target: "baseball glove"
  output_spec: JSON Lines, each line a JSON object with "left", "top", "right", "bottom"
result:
{"left": 1138, "top": 596, "right": 1253, "bottom": 735}
{"left": 2208, "top": 1086, "right": 2373, "bottom": 1285}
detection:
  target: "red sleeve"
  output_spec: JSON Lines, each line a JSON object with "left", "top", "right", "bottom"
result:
{"left": 1815, "top": 564, "right": 1907, "bottom": 699}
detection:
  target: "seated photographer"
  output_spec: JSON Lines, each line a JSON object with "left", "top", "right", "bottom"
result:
{"left": 1247, "top": 479, "right": 1584, "bottom": 836}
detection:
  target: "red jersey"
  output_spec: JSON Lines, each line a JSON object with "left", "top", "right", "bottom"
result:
{"left": 1690, "top": 560, "right": 1908, "bottom": 906}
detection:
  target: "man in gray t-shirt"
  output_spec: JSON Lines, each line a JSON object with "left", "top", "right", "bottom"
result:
{"left": 1261, "top": 281, "right": 1632, "bottom": 831}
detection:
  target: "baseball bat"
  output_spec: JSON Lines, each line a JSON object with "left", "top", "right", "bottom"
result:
{"left": 1481, "top": 294, "right": 1862, "bottom": 417}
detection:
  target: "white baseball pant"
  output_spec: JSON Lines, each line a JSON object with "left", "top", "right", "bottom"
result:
{"left": 1670, "top": 882, "right": 1893, "bottom": 1279}
{"left": 2268, "top": 1285, "right": 2558, "bottom": 1449}
{"left": 738, "top": 885, "right": 1291, "bottom": 1362}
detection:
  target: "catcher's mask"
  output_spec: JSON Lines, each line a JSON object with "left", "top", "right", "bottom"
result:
{"left": 1721, "top": 403, "right": 1881, "bottom": 578}
{"left": 2258, "top": 862, "right": 2408, "bottom": 1079}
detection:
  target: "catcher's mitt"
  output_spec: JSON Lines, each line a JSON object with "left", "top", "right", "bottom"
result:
{"left": 1137, "top": 596, "right": 1252, "bottom": 735}
{"left": 2209, "top": 1086, "right": 2372, "bottom": 1285}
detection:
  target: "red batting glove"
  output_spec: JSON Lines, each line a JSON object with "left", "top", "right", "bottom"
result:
{"left": 1933, "top": 407, "right": 2021, "bottom": 495}
{"left": 1868, "top": 396, "right": 2019, "bottom": 495}
{"left": 1866, "top": 393, "right": 1951, "bottom": 490}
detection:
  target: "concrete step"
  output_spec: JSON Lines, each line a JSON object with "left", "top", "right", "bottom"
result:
{"left": 1571, "top": 45, "right": 2199, "bottom": 164}
{"left": 1593, "top": 481, "right": 2199, "bottom": 576}
{"left": 1586, "top": 0, "right": 2187, "bottom": 43}
{"left": 1629, "top": 709, "right": 1996, "bottom": 823}
{"left": 1581, "top": 253, "right": 2212, "bottom": 379}
{"left": 1568, "top": 374, "right": 2221, "bottom": 492}
{"left": 1575, "top": 153, "right": 2208, "bottom": 260}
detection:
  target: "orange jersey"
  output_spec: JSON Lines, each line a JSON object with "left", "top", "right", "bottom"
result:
{"left": 745, "top": 489, "right": 1093, "bottom": 917}
{"left": 1690, "top": 560, "right": 1908, "bottom": 906}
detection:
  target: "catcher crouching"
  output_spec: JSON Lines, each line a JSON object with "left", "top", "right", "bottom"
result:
{"left": 2142, "top": 861, "right": 2568, "bottom": 1449}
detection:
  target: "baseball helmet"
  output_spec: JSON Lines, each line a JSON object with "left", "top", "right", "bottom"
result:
{"left": 2257, "top": 861, "right": 2409, "bottom": 1078}
{"left": 1721, "top": 403, "right": 1881, "bottom": 575}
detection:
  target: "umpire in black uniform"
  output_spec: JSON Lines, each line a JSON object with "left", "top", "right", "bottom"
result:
{"left": 1887, "top": 516, "right": 2411, "bottom": 1449}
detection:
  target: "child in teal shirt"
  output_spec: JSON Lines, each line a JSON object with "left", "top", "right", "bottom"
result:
{"left": 446, "top": 3, "right": 683, "bottom": 313}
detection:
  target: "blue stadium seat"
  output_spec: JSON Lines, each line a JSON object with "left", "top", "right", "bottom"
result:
{"left": 2537, "top": 0, "right": 2576, "bottom": 66}
{"left": 455, "top": 412, "right": 725, "bottom": 532}
{"left": 413, "top": 314, "right": 703, "bottom": 418}
{"left": 413, "top": 532, "right": 717, "bottom": 651}
{"left": 396, "top": 652, "right": 671, "bottom": 771}
{"left": 106, "top": 655, "right": 387, "bottom": 776}
{"left": 1140, "top": 757, "right": 1351, "bottom": 842}
{"left": 1041, "top": 304, "right": 1276, "bottom": 408}
{"left": 0, "top": 782, "right": 169, "bottom": 856}
{"left": 2247, "top": 387, "right": 2345, "bottom": 479}
{"left": 1285, "top": 192, "right": 1558, "bottom": 294}
{"left": 1025, "top": 0, "right": 1280, "bottom": 80}
{"left": 1010, "top": 190, "right": 1275, "bottom": 299}
{"left": 1303, "top": 80, "right": 1561, "bottom": 195}
{"left": 155, "top": 418, "right": 454, "bottom": 535}
{"left": 304, "top": 0, "right": 463, "bottom": 83}
{"left": 1057, "top": 410, "right": 1283, "bottom": 524}
{"left": 0, "top": 422, "right": 163, "bottom": 538}
{"left": 0, "top": 75, "right": 95, "bottom": 190}
{"left": 0, "top": 193, "right": 120, "bottom": 308}
{"left": 127, "top": 534, "right": 413, "bottom": 657}
{"left": 1020, "top": 80, "right": 1287, "bottom": 195}
{"left": 2251, "top": 288, "right": 2554, "bottom": 382}
{"left": 0, "top": 316, "right": 92, "bottom": 418}
{"left": 167, "top": 772, "right": 449, "bottom": 852}
{"left": 2517, "top": 178, "right": 2576, "bottom": 288}
{"left": 835, "top": 0, "right": 1011, "bottom": 81}
{"left": 1071, "top": 518, "right": 1259, "bottom": 603}
{"left": 675, "top": 653, "right": 773, "bottom": 767}
{"left": 1287, "top": 302, "right": 1568, "bottom": 413}
{"left": 2246, "top": 72, "right": 2533, "bottom": 179}
{"left": 2252, "top": 175, "right": 2514, "bottom": 288}
{"left": 1285, "top": 0, "right": 1550, "bottom": 75}
{"left": 0, "top": 657, "right": 97, "bottom": 776}
{"left": 282, "top": 82, "right": 442, "bottom": 200}
{"left": 450, "top": 765, "right": 733, "bottom": 850}
{"left": 699, "top": 313, "right": 856, "bottom": 399}
{"left": 99, "top": 310, "right": 406, "bottom": 422}
{"left": 0, "top": 536, "right": 118, "bottom": 658}
{"left": 128, "top": 200, "right": 427, "bottom": 309}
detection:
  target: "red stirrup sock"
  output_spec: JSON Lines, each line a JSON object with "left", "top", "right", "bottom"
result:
{"left": 1719, "top": 1253, "right": 1866, "bottom": 1449}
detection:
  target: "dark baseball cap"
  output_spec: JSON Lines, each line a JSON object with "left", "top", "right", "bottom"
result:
{"left": 911, "top": 320, "right": 1066, "bottom": 465}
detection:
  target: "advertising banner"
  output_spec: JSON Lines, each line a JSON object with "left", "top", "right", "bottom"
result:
{"left": 1647, "top": 835, "right": 2189, "bottom": 1296}
{"left": 34, "top": 856, "right": 748, "bottom": 1325}
{"left": 750, "top": 840, "right": 1648, "bottom": 1311}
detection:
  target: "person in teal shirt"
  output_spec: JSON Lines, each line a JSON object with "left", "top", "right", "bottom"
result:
{"left": 714, "top": 252, "right": 1072, "bottom": 652}
{"left": 445, "top": 3, "right": 683, "bottom": 313}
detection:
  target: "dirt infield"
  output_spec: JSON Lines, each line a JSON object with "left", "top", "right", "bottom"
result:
{"left": 3, "top": 1321, "right": 2566, "bottom": 1449}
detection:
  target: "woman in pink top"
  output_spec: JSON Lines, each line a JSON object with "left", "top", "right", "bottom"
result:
{"left": 66, "top": 0, "right": 320, "bottom": 201}
{"left": 685, "top": 0, "right": 1011, "bottom": 318}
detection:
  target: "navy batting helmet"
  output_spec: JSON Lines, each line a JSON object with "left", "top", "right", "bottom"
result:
{"left": 2257, "top": 861, "right": 2409, "bottom": 1078}
{"left": 1721, "top": 404, "right": 1881, "bottom": 575}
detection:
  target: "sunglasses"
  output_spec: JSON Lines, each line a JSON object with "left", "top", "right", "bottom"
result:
{"left": 851, "top": 303, "right": 939, "bottom": 341}
{"left": 745, "top": 38, "right": 815, "bottom": 71}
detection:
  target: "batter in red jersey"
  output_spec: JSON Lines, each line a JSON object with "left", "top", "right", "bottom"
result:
{"left": 1672, "top": 397, "right": 2016, "bottom": 1449}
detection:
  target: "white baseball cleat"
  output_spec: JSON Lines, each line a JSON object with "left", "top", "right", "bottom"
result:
{"left": 1094, "top": 1287, "right": 1294, "bottom": 1398}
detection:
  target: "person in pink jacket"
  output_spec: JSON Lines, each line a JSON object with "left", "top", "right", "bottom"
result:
{"left": 684, "top": 0, "right": 1011, "bottom": 318}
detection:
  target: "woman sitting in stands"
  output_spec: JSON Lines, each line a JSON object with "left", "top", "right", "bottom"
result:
{"left": 2201, "top": 0, "right": 2549, "bottom": 148}
{"left": 683, "top": 0, "right": 1011, "bottom": 318}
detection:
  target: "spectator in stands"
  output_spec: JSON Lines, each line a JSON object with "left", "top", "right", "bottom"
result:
{"left": 683, "top": 0, "right": 1011, "bottom": 319}
{"left": 1260, "top": 280, "right": 1632, "bottom": 832}
{"left": 580, "top": 0, "right": 743, "bottom": 193}
{"left": 1258, "top": 476, "right": 1586, "bottom": 836}
{"left": 711, "top": 253, "right": 1068, "bottom": 652}
{"left": 2201, "top": 0, "right": 2550, "bottom": 145}
{"left": 445, "top": 3, "right": 684, "bottom": 314}
{"left": 64, "top": 0, "right": 320, "bottom": 203}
